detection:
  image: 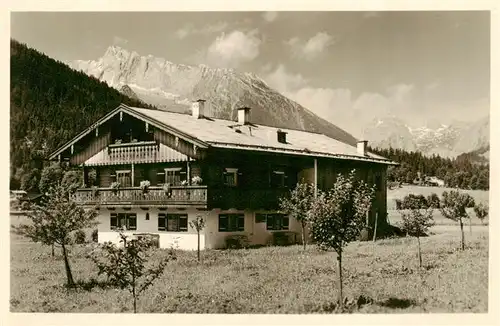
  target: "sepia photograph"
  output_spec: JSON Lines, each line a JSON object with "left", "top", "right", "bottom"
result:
{"left": 5, "top": 4, "right": 495, "bottom": 322}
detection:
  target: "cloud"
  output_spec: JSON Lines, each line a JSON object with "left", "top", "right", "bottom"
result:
{"left": 260, "top": 64, "right": 425, "bottom": 136}
{"left": 262, "top": 11, "right": 278, "bottom": 22}
{"left": 205, "top": 29, "right": 261, "bottom": 68}
{"left": 113, "top": 36, "right": 129, "bottom": 46}
{"left": 286, "top": 32, "right": 335, "bottom": 60}
{"left": 174, "top": 22, "right": 229, "bottom": 39}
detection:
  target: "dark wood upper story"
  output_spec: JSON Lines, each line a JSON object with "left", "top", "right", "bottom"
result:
{"left": 51, "top": 104, "right": 395, "bottom": 212}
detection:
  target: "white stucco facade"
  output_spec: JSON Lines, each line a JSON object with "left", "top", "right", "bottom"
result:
{"left": 96, "top": 207, "right": 303, "bottom": 250}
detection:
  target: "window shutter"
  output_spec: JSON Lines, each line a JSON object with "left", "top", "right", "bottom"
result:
{"left": 266, "top": 214, "right": 274, "bottom": 230}
{"left": 128, "top": 214, "right": 137, "bottom": 230}
{"left": 158, "top": 213, "right": 166, "bottom": 231}
{"left": 218, "top": 215, "right": 227, "bottom": 232}
{"left": 237, "top": 214, "right": 245, "bottom": 231}
{"left": 110, "top": 213, "right": 117, "bottom": 230}
{"left": 179, "top": 215, "right": 188, "bottom": 231}
{"left": 282, "top": 215, "right": 289, "bottom": 230}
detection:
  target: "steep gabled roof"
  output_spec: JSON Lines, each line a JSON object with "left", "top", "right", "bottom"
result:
{"left": 48, "top": 104, "right": 209, "bottom": 160}
{"left": 50, "top": 104, "right": 398, "bottom": 165}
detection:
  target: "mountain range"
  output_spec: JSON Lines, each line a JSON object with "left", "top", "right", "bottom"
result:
{"left": 69, "top": 46, "right": 490, "bottom": 158}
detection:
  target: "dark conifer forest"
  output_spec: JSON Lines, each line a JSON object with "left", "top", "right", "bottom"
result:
{"left": 9, "top": 39, "right": 489, "bottom": 192}
{"left": 10, "top": 39, "right": 155, "bottom": 191}
{"left": 370, "top": 147, "right": 489, "bottom": 190}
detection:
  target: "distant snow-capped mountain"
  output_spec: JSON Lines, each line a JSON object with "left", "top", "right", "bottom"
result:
{"left": 69, "top": 45, "right": 359, "bottom": 146}
{"left": 363, "top": 116, "right": 489, "bottom": 157}
{"left": 69, "top": 45, "right": 489, "bottom": 158}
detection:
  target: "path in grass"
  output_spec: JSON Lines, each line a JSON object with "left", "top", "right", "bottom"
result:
{"left": 10, "top": 221, "right": 488, "bottom": 313}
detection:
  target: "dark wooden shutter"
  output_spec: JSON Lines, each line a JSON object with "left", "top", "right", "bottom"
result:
{"left": 282, "top": 215, "right": 289, "bottom": 230}
{"left": 218, "top": 214, "right": 227, "bottom": 232}
{"left": 110, "top": 213, "right": 117, "bottom": 230}
{"left": 128, "top": 213, "right": 137, "bottom": 230}
{"left": 237, "top": 214, "right": 245, "bottom": 231}
{"left": 179, "top": 215, "right": 188, "bottom": 231}
{"left": 158, "top": 213, "right": 166, "bottom": 231}
{"left": 266, "top": 214, "right": 274, "bottom": 230}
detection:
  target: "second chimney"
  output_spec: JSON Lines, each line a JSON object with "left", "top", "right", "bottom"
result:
{"left": 357, "top": 140, "right": 368, "bottom": 156}
{"left": 237, "top": 107, "right": 251, "bottom": 125}
{"left": 191, "top": 99, "right": 206, "bottom": 119}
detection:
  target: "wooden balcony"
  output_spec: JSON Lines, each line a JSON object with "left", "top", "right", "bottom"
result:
{"left": 107, "top": 141, "right": 159, "bottom": 164}
{"left": 71, "top": 186, "right": 208, "bottom": 207}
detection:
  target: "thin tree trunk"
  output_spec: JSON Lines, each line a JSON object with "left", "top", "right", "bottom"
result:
{"left": 61, "top": 243, "right": 75, "bottom": 287}
{"left": 132, "top": 283, "right": 137, "bottom": 313}
{"left": 469, "top": 217, "right": 472, "bottom": 235}
{"left": 132, "top": 264, "right": 137, "bottom": 313}
{"left": 417, "top": 235, "right": 422, "bottom": 268}
{"left": 336, "top": 251, "right": 343, "bottom": 312}
{"left": 301, "top": 221, "right": 307, "bottom": 250}
{"left": 459, "top": 219, "right": 465, "bottom": 250}
{"left": 51, "top": 243, "right": 55, "bottom": 257}
{"left": 197, "top": 231, "right": 200, "bottom": 262}
{"left": 372, "top": 212, "right": 378, "bottom": 242}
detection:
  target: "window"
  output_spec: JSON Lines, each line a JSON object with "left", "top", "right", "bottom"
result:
{"left": 110, "top": 213, "right": 137, "bottom": 230}
{"left": 165, "top": 168, "right": 186, "bottom": 186}
{"left": 158, "top": 213, "right": 188, "bottom": 232}
{"left": 266, "top": 213, "right": 289, "bottom": 231}
{"left": 116, "top": 170, "right": 132, "bottom": 187}
{"left": 223, "top": 168, "right": 238, "bottom": 187}
{"left": 218, "top": 214, "right": 244, "bottom": 232}
{"left": 270, "top": 170, "right": 287, "bottom": 188}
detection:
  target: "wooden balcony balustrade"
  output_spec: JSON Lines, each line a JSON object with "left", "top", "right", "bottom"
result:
{"left": 71, "top": 185, "right": 208, "bottom": 207}
{"left": 107, "top": 141, "right": 159, "bottom": 164}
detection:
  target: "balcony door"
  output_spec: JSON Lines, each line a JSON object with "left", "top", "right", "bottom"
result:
{"left": 116, "top": 170, "right": 132, "bottom": 187}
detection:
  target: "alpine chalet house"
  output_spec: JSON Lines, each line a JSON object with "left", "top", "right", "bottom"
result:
{"left": 49, "top": 102, "right": 396, "bottom": 249}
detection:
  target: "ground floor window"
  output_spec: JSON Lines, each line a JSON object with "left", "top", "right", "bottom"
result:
{"left": 158, "top": 213, "right": 188, "bottom": 232}
{"left": 219, "top": 214, "right": 244, "bottom": 232}
{"left": 110, "top": 213, "right": 137, "bottom": 230}
{"left": 258, "top": 213, "right": 289, "bottom": 231}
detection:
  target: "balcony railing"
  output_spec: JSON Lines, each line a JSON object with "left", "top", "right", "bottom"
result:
{"left": 107, "top": 141, "right": 159, "bottom": 164}
{"left": 71, "top": 186, "right": 208, "bottom": 207}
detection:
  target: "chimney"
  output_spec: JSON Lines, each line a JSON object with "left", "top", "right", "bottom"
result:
{"left": 277, "top": 129, "right": 287, "bottom": 144}
{"left": 357, "top": 140, "right": 368, "bottom": 156}
{"left": 237, "top": 107, "right": 251, "bottom": 125}
{"left": 191, "top": 99, "right": 206, "bottom": 119}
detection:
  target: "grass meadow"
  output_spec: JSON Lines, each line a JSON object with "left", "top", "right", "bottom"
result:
{"left": 9, "top": 185, "right": 490, "bottom": 313}
{"left": 10, "top": 222, "right": 488, "bottom": 313}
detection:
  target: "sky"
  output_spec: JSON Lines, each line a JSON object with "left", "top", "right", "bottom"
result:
{"left": 10, "top": 11, "right": 490, "bottom": 128}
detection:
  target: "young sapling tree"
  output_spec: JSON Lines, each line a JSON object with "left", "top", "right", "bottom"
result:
{"left": 189, "top": 214, "right": 206, "bottom": 262}
{"left": 474, "top": 202, "right": 489, "bottom": 225}
{"left": 440, "top": 190, "right": 473, "bottom": 250}
{"left": 16, "top": 184, "right": 98, "bottom": 287}
{"left": 397, "top": 194, "right": 435, "bottom": 268}
{"left": 279, "top": 182, "right": 315, "bottom": 250}
{"left": 308, "top": 170, "right": 374, "bottom": 311}
{"left": 91, "top": 233, "right": 175, "bottom": 313}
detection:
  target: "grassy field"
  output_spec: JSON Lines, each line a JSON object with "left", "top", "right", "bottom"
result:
{"left": 10, "top": 220, "right": 488, "bottom": 313}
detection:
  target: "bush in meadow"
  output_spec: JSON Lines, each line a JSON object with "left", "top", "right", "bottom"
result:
{"left": 91, "top": 233, "right": 176, "bottom": 313}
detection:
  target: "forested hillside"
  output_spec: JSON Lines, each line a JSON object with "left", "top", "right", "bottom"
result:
{"left": 10, "top": 39, "right": 155, "bottom": 191}
{"left": 370, "top": 147, "right": 489, "bottom": 190}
